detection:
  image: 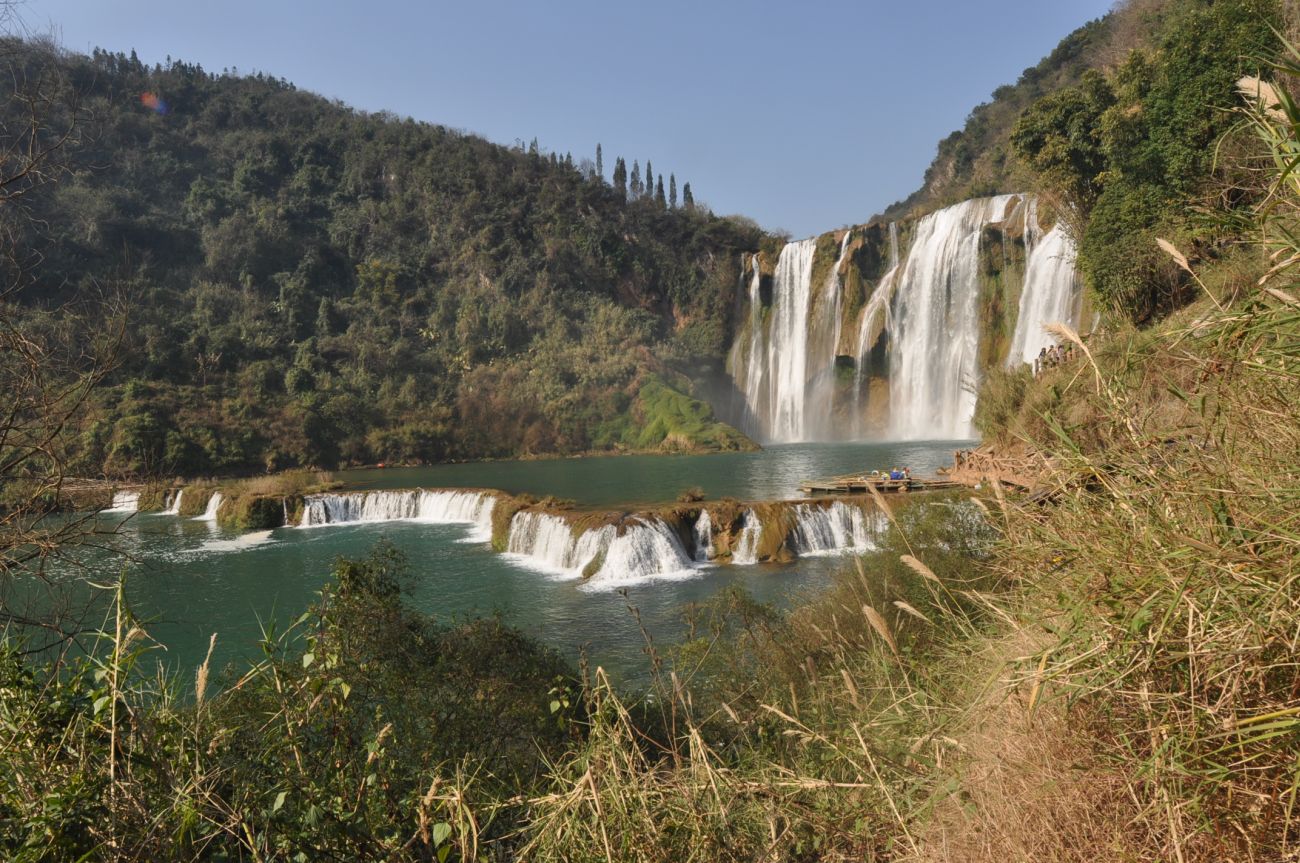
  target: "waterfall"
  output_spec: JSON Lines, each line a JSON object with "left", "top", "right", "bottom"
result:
{"left": 163, "top": 489, "right": 183, "bottom": 516}
{"left": 299, "top": 489, "right": 496, "bottom": 542}
{"left": 765, "top": 239, "right": 818, "bottom": 441}
{"left": 692, "top": 510, "right": 714, "bottom": 562}
{"left": 193, "top": 491, "right": 224, "bottom": 522}
{"left": 504, "top": 511, "right": 700, "bottom": 587}
{"left": 1007, "top": 199, "right": 1083, "bottom": 367}
{"left": 728, "top": 255, "right": 766, "bottom": 437}
{"left": 803, "top": 231, "right": 853, "bottom": 440}
{"left": 731, "top": 509, "right": 762, "bottom": 565}
{"left": 888, "top": 195, "right": 1017, "bottom": 440}
{"left": 787, "top": 502, "right": 880, "bottom": 556}
{"left": 105, "top": 491, "right": 139, "bottom": 513}
{"left": 852, "top": 221, "right": 900, "bottom": 436}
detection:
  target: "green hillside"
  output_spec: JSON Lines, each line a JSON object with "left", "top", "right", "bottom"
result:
{"left": 3, "top": 40, "right": 758, "bottom": 478}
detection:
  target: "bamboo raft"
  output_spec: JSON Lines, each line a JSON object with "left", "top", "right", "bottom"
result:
{"left": 798, "top": 472, "right": 963, "bottom": 496}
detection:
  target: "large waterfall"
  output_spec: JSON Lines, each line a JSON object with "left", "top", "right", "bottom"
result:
{"left": 299, "top": 489, "right": 496, "bottom": 542}
{"left": 888, "top": 195, "right": 1017, "bottom": 440}
{"left": 1007, "top": 199, "right": 1083, "bottom": 367}
{"left": 504, "top": 511, "right": 700, "bottom": 588}
{"left": 725, "top": 193, "right": 1085, "bottom": 443}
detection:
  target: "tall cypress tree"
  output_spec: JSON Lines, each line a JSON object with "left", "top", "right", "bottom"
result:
{"left": 655, "top": 175, "right": 666, "bottom": 207}
{"left": 669, "top": 174, "right": 677, "bottom": 208}
{"left": 682, "top": 182, "right": 694, "bottom": 209}
{"left": 613, "top": 157, "right": 627, "bottom": 199}
{"left": 595, "top": 143, "right": 603, "bottom": 181}
{"left": 645, "top": 160, "right": 653, "bottom": 194}
{"left": 630, "top": 161, "right": 641, "bottom": 197}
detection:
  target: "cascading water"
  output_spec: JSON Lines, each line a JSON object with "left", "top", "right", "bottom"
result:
{"left": 888, "top": 195, "right": 1017, "bottom": 439}
{"left": 787, "top": 501, "right": 880, "bottom": 556}
{"left": 852, "top": 221, "right": 900, "bottom": 437}
{"left": 731, "top": 509, "right": 762, "bottom": 565}
{"left": 163, "top": 489, "right": 183, "bottom": 516}
{"left": 728, "top": 255, "right": 766, "bottom": 437}
{"left": 504, "top": 511, "right": 700, "bottom": 587}
{"left": 193, "top": 491, "right": 224, "bottom": 522}
{"left": 764, "top": 239, "right": 818, "bottom": 441}
{"left": 692, "top": 510, "right": 714, "bottom": 562}
{"left": 299, "top": 489, "right": 496, "bottom": 541}
{"left": 105, "top": 491, "right": 139, "bottom": 513}
{"left": 1006, "top": 199, "right": 1083, "bottom": 367}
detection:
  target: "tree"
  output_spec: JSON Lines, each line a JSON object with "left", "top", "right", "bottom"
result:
{"left": 645, "top": 160, "right": 653, "bottom": 197}
{"left": 595, "top": 143, "right": 603, "bottom": 181}
{"left": 683, "top": 182, "right": 694, "bottom": 209}
{"left": 669, "top": 173, "right": 677, "bottom": 208}
{"left": 613, "top": 157, "right": 627, "bottom": 199}
{"left": 630, "top": 160, "right": 641, "bottom": 197}
{"left": 655, "top": 174, "right": 666, "bottom": 207}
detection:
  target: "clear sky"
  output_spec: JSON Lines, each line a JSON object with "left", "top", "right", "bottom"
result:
{"left": 33, "top": 0, "right": 1114, "bottom": 238}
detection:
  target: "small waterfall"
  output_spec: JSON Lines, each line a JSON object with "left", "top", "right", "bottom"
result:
{"left": 299, "top": 489, "right": 496, "bottom": 541}
{"left": 889, "top": 195, "right": 1017, "bottom": 440}
{"left": 692, "top": 510, "right": 714, "bottom": 562}
{"left": 105, "top": 491, "right": 139, "bottom": 513}
{"left": 787, "top": 502, "right": 880, "bottom": 556}
{"left": 803, "top": 231, "right": 854, "bottom": 440}
{"left": 505, "top": 511, "right": 699, "bottom": 586}
{"left": 163, "top": 489, "right": 183, "bottom": 516}
{"left": 193, "top": 491, "right": 224, "bottom": 522}
{"left": 853, "top": 221, "right": 900, "bottom": 436}
{"left": 1007, "top": 199, "right": 1083, "bottom": 367}
{"left": 731, "top": 509, "right": 762, "bottom": 565}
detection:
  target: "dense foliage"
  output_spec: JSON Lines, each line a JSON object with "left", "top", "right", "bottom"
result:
{"left": 1010, "top": 0, "right": 1280, "bottom": 319}
{"left": 3, "top": 40, "right": 759, "bottom": 478}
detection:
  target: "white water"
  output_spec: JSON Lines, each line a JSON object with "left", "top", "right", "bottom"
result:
{"left": 852, "top": 222, "right": 900, "bottom": 437}
{"left": 787, "top": 501, "right": 880, "bottom": 557}
{"left": 692, "top": 510, "right": 714, "bottom": 562}
{"left": 104, "top": 491, "right": 139, "bottom": 513}
{"left": 192, "top": 492, "right": 224, "bottom": 522}
{"left": 163, "top": 489, "right": 183, "bottom": 516}
{"left": 729, "top": 255, "right": 766, "bottom": 437}
{"left": 504, "top": 511, "right": 700, "bottom": 588}
{"left": 1007, "top": 199, "right": 1083, "bottom": 367}
{"left": 299, "top": 489, "right": 496, "bottom": 542}
{"left": 731, "top": 509, "right": 762, "bottom": 565}
{"left": 889, "top": 195, "right": 1018, "bottom": 439}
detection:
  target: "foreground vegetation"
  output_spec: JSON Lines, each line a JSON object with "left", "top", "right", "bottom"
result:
{"left": 5, "top": 1, "right": 1300, "bottom": 860}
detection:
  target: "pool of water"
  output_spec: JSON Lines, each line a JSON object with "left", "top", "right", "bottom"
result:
{"left": 49, "top": 440, "right": 970, "bottom": 684}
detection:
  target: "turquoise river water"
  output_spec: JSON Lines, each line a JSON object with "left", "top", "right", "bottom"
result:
{"left": 67, "top": 441, "right": 967, "bottom": 683}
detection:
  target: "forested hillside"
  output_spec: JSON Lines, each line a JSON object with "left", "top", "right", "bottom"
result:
{"left": 4, "top": 39, "right": 759, "bottom": 478}
{"left": 886, "top": 0, "right": 1282, "bottom": 322}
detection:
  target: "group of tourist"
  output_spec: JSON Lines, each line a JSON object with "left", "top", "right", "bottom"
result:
{"left": 1033, "top": 342, "right": 1076, "bottom": 376}
{"left": 871, "top": 467, "right": 911, "bottom": 482}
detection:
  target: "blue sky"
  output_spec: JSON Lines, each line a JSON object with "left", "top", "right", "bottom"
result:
{"left": 35, "top": 0, "right": 1114, "bottom": 237}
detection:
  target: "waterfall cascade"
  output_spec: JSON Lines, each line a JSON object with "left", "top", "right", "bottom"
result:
{"left": 1006, "top": 199, "right": 1083, "bottom": 367}
{"left": 787, "top": 502, "right": 880, "bottom": 556}
{"left": 106, "top": 491, "right": 139, "bottom": 513}
{"left": 692, "top": 510, "right": 714, "bottom": 562}
{"left": 725, "top": 193, "right": 1086, "bottom": 443}
{"left": 888, "top": 195, "right": 1017, "bottom": 440}
{"left": 299, "top": 489, "right": 496, "bottom": 541}
{"left": 193, "top": 491, "right": 224, "bottom": 522}
{"left": 505, "top": 511, "right": 699, "bottom": 587}
{"left": 731, "top": 509, "right": 762, "bottom": 565}
{"left": 163, "top": 489, "right": 183, "bottom": 516}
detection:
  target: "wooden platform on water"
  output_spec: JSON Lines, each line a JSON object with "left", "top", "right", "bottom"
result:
{"left": 799, "top": 472, "right": 963, "bottom": 496}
